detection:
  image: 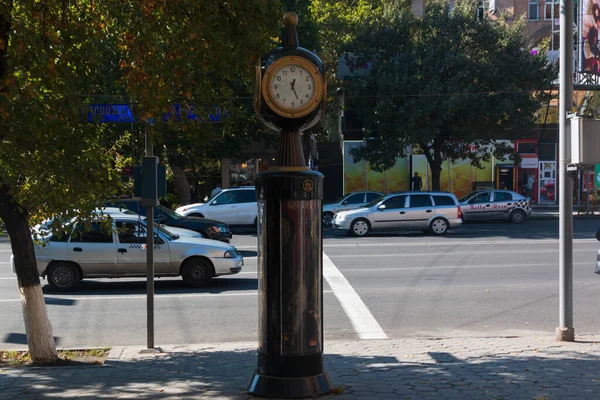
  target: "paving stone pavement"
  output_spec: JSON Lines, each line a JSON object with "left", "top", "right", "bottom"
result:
{"left": 1, "top": 335, "right": 600, "bottom": 399}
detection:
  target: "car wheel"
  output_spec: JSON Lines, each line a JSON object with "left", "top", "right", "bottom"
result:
{"left": 188, "top": 213, "right": 204, "bottom": 218}
{"left": 47, "top": 262, "right": 81, "bottom": 292}
{"left": 181, "top": 258, "right": 214, "bottom": 288}
{"left": 350, "top": 218, "right": 370, "bottom": 237}
{"left": 322, "top": 212, "right": 334, "bottom": 226}
{"left": 510, "top": 209, "right": 526, "bottom": 223}
{"left": 429, "top": 217, "right": 448, "bottom": 235}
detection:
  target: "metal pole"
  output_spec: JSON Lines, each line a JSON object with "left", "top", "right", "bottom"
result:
{"left": 557, "top": 0, "right": 575, "bottom": 341}
{"left": 145, "top": 128, "right": 155, "bottom": 349}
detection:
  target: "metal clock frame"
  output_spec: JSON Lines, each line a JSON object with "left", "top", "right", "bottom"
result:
{"left": 261, "top": 56, "right": 323, "bottom": 119}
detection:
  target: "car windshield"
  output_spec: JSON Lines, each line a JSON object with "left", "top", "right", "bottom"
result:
{"left": 459, "top": 192, "right": 481, "bottom": 203}
{"left": 331, "top": 194, "right": 350, "bottom": 204}
{"left": 158, "top": 205, "right": 183, "bottom": 220}
{"left": 155, "top": 223, "right": 179, "bottom": 240}
{"left": 364, "top": 195, "right": 386, "bottom": 208}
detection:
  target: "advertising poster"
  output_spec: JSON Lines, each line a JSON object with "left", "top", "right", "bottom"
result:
{"left": 343, "top": 141, "right": 368, "bottom": 193}
{"left": 581, "top": 0, "right": 600, "bottom": 74}
{"left": 411, "top": 154, "right": 429, "bottom": 190}
{"left": 449, "top": 159, "right": 474, "bottom": 199}
{"left": 538, "top": 161, "right": 556, "bottom": 204}
{"left": 386, "top": 158, "right": 409, "bottom": 192}
{"left": 344, "top": 141, "right": 409, "bottom": 193}
{"left": 367, "top": 168, "right": 387, "bottom": 193}
{"left": 344, "top": 141, "right": 495, "bottom": 198}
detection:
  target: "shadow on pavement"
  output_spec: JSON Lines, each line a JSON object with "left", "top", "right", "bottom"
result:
{"left": 41, "top": 277, "right": 257, "bottom": 296}
{"left": 1, "top": 342, "right": 599, "bottom": 399}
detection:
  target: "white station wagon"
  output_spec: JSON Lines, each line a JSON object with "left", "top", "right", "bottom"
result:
{"left": 12, "top": 215, "right": 243, "bottom": 291}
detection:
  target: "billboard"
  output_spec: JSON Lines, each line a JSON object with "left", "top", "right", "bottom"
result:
{"left": 581, "top": 0, "right": 600, "bottom": 73}
{"left": 343, "top": 141, "right": 495, "bottom": 198}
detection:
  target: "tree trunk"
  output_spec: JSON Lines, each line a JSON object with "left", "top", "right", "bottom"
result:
{"left": 429, "top": 161, "right": 442, "bottom": 191}
{"left": 423, "top": 139, "right": 443, "bottom": 191}
{"left": 0, "top": 182, "right": 57, "bottom": 364}
{"left": 171, "top": 165, "right": 191, "bottom": 204}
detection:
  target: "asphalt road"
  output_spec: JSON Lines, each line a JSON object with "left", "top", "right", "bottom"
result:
{"left": 1, "top": 219, "right": 599, "bottom": 349}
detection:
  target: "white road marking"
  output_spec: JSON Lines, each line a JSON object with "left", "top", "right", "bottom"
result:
{"left": 323, "top": 253, "right": 387, "bottom": 340}
{"left": 321, "top": 238, "right": 596, "bottom": 247}
{"left": 338, "top": 261, "right": 591, "bottom": 272}
{"left": 0, "top": 290, "right": 335, "bottom": 303}
{"left": 327, "top": 249, "right": 587, "bottom": 258}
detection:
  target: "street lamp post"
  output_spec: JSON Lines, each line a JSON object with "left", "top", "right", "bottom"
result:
{"left": 556, "top": 0, "right": 575, "bottom": 342}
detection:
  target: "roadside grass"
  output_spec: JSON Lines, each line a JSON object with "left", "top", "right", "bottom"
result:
{"left": 0, "top": 348, "right": 110, "bottom": 367}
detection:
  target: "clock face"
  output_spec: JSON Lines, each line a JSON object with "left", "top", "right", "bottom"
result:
{"left": 261, "top": 56, "right": 323, "bottom": 118}
{"left": 269, "top": 64, "right": 315, "bottom": 110}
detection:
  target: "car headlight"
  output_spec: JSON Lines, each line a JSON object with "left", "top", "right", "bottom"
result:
{"left": 209, "top": 225, "right": 228, "bottom": 233}
{"left": 224, "top": 250, "right": 240, "bottom": 258}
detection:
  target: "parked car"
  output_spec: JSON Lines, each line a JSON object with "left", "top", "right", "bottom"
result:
{"left": 13, "top": 215, "right": 243, "bottom": 291}
{"left": 104, "top": 199, "right": 231, "bottom": 242}
{"left": 175, "top": 187, "right": 257, "bottom": 227}
{"left": 332, "top": 191, "right": 463, "bottom": 237}
{"left": 458, "top": 190, "right": 532, "bottom": 223}
{"left": 322, "top": 191, "right": 384, "bottom": 226}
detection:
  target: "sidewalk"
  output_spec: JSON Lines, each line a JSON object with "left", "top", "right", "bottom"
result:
{"left": 530, "top": 205, "right": 600, "bottom": 220}
{"left": 2, "top": 334, "right": 600, "bottom": 399}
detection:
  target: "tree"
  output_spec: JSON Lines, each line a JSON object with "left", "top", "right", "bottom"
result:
{"left": 342, "top": 0, "right": 556, "bottom": 190}
{"left": 0, "top": 0, "right": 279, "bottom": 363}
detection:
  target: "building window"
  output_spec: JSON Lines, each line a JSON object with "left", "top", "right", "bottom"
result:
{"left": 529, "top": 0, "right": 539, "bottom": 20}
{"left": 545, "top": 0, "right": 559, "bottom": 20}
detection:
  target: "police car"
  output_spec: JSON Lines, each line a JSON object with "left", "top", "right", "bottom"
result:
{"left": 459, "top": 190, "right": 532, "bottom": 223}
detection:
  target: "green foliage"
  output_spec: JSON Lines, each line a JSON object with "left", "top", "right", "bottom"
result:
{"left": 0, "top": 0, "right": 281, "bottom": 224}
{"left": 332, "top": 0, "right": 556, "bottom": 188}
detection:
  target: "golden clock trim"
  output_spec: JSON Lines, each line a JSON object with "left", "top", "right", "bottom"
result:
{"left": 261, "top": 56, "right": 323, "bottom": 119}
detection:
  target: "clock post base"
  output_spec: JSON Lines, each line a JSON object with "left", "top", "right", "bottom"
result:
{"left": 248, "top": 371, "right": 333, "bottom": 399}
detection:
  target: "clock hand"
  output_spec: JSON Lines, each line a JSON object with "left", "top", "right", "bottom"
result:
{"left": 290, "top": 79, "right": 299, "bottom": 99}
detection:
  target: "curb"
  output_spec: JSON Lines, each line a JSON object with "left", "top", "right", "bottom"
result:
{"left": 530, "top": 214, "right": 600, "bottom": 220}
{"left": 104, "top": 346, "right": 124, "bottom": 367}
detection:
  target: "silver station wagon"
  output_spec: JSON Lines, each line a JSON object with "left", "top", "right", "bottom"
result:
{"left": 332, "top": 191, "right": 463, "bottom": 237}
{"left": 13, "top": 215, "right": 243, "bottom": 291}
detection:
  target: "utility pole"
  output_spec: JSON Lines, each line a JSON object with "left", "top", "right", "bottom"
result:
{"left": 141, "top": 124, "right": 160, "bottom": 352}
{"left": 556, "top": 0, "right": 575, "bottom": 342}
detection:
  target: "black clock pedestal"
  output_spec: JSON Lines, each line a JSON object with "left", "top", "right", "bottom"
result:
{"left": 248, "top": 165, "right": 332, "bottom": 399}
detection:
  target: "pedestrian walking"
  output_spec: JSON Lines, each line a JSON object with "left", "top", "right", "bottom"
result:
{"left": 524, "top": 172, "right": 534, "bottom": 199}
{"left": 210, "top": 183, "right": 222, "bottom": 198}
{"left": 411, "top": 172, "right": 423, "bottom": 191}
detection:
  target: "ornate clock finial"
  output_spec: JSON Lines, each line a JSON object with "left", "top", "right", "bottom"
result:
{"left": 283, "top": 12, "right": 299, "bottom": 47}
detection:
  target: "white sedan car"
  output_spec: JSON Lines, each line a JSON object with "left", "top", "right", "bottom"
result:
{"left": 14, "top": 215, "right": 243, "bottom": 291}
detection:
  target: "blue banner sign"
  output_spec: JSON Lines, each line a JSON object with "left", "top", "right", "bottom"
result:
{"left": 84, "top": 104, "right": 135, "bottom": 123}
{"left": 162, "top": 104, "right": 230, "bottom": 123}
{"left": 82, "top": 103, "right": 230, "bottom": 124}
